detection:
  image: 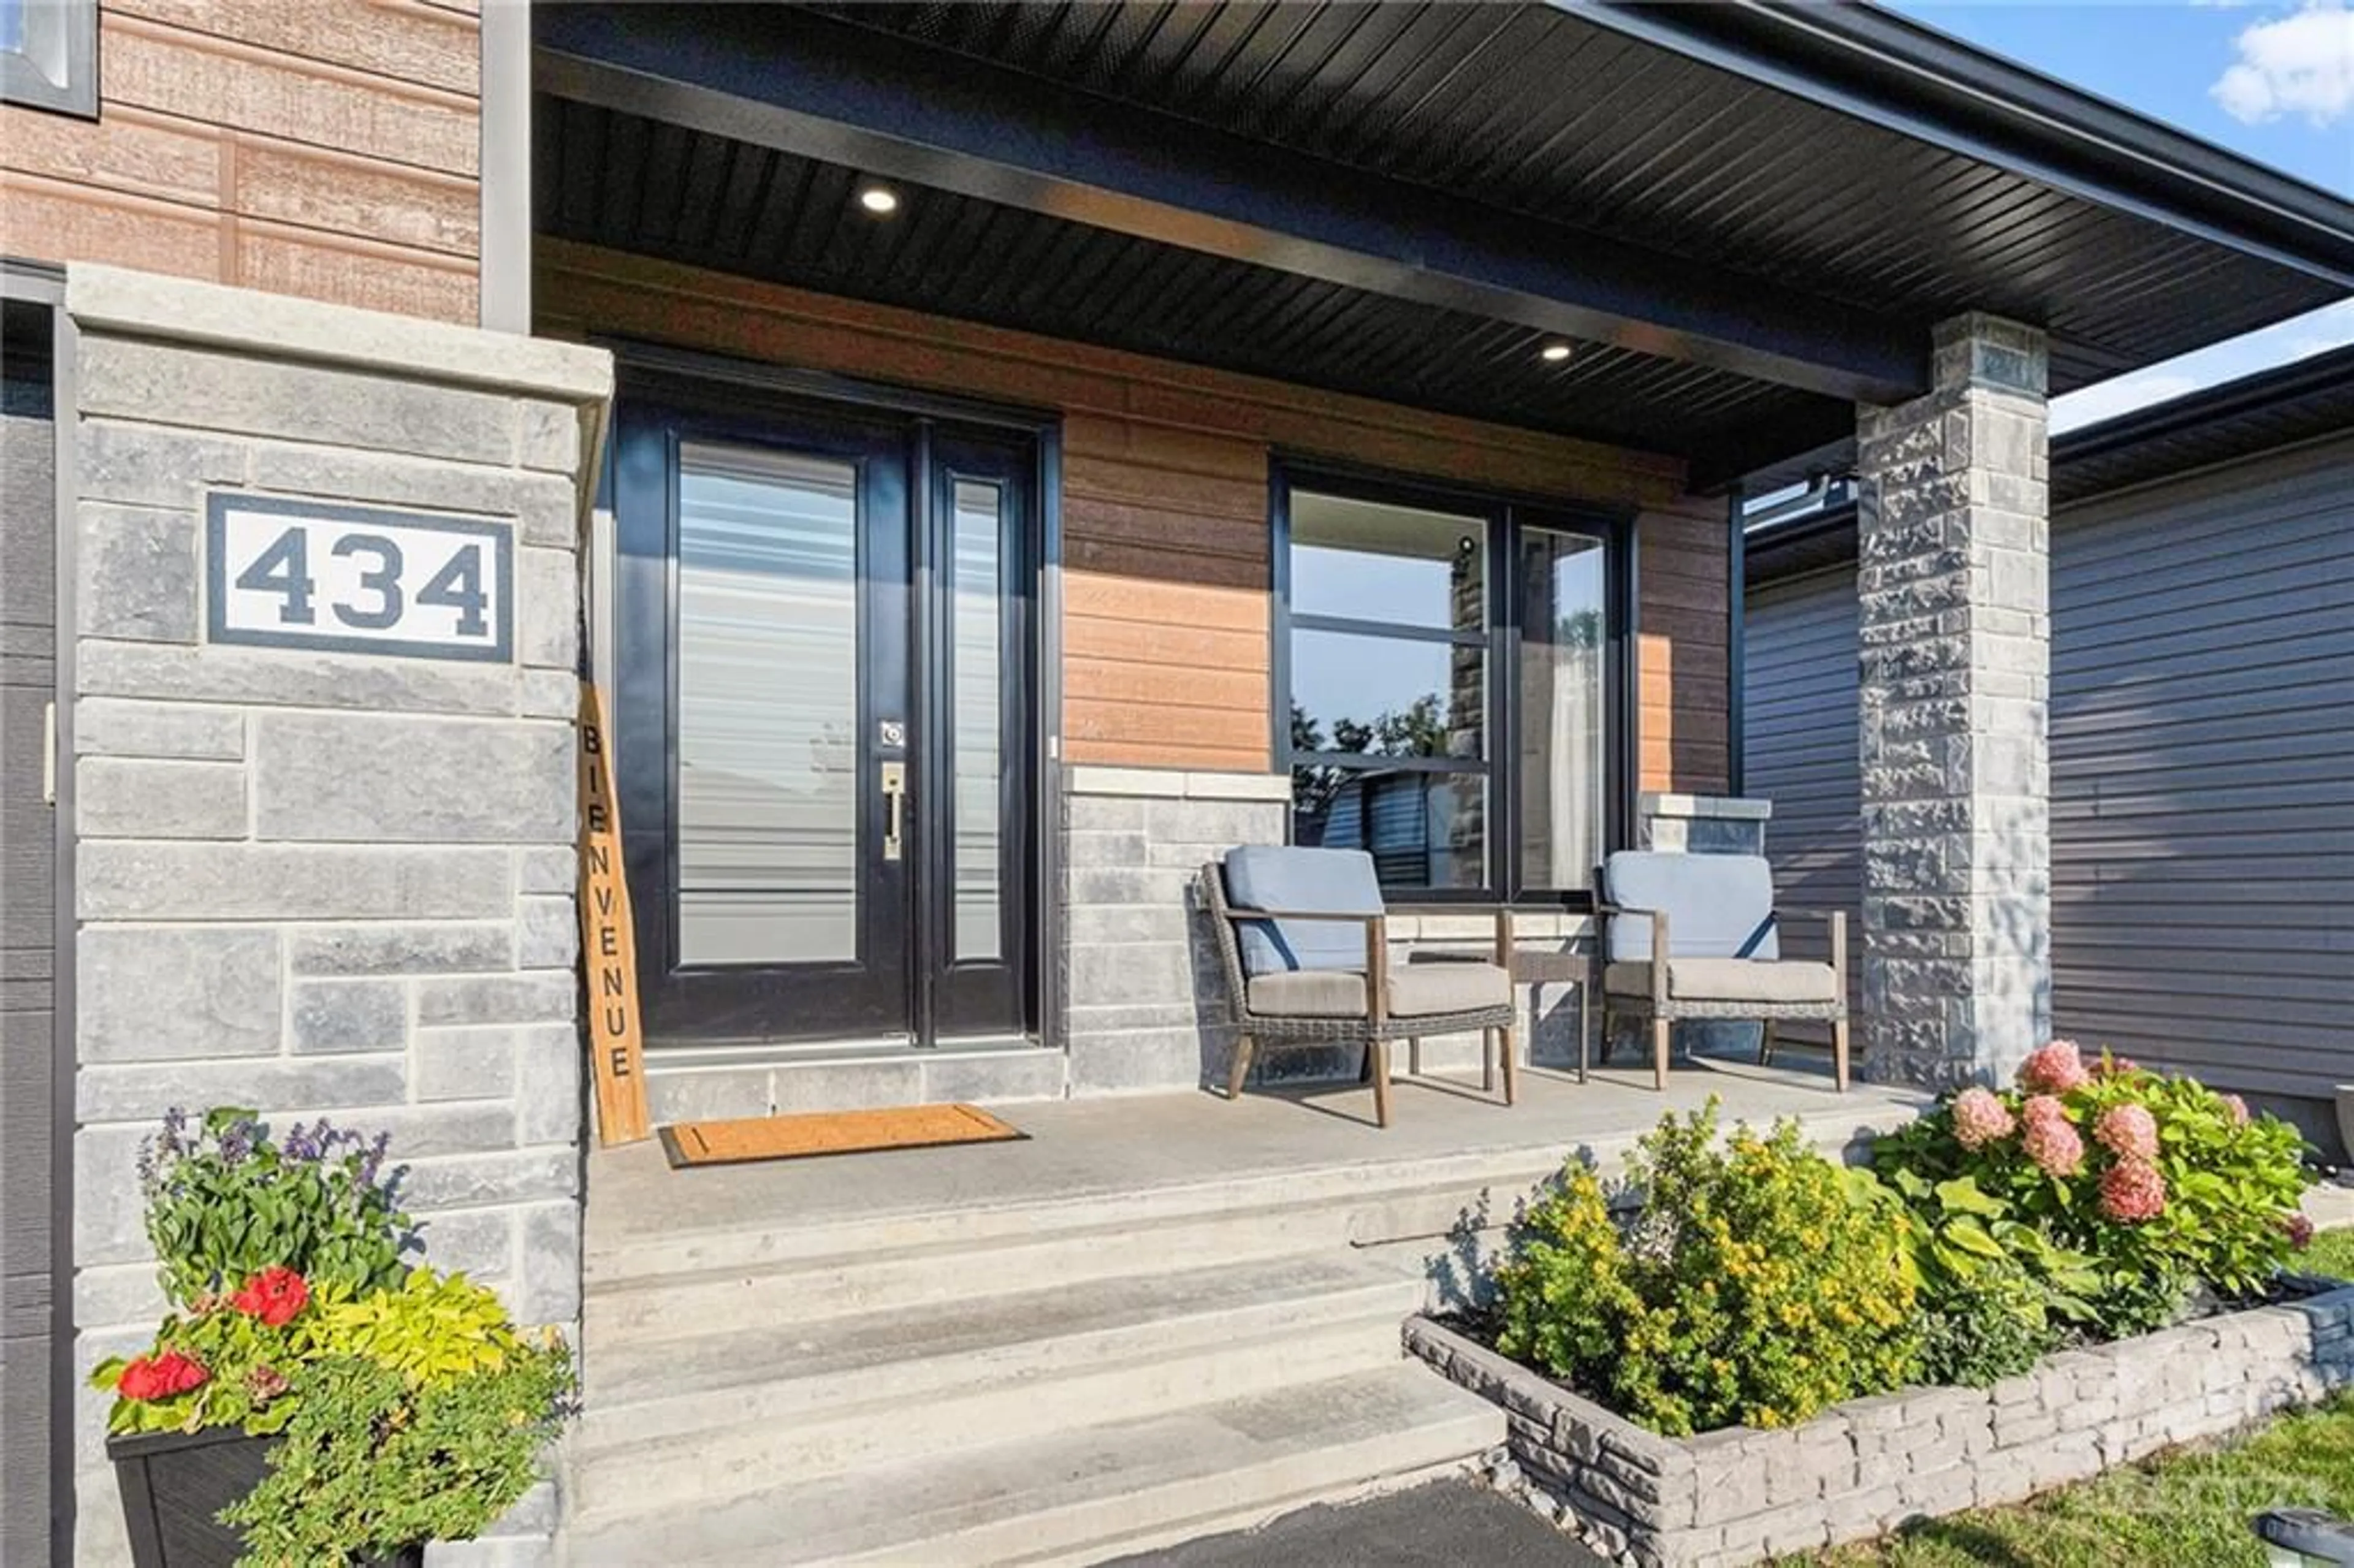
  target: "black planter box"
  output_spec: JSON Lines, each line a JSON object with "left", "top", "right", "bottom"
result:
{"left": 107, "top": 1425, "right": 422, "bottom": 1568}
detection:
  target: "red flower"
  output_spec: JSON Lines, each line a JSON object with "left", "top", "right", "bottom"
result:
{"left": 230, "top": 1266, "right": 310, "bottom": 1328}
{"left": 118, "top": 1351, "right": 208, "bottom": 1401}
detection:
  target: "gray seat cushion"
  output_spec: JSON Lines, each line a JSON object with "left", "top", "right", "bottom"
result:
{"left": 1601, "top": 851, "right": 1778, "bottom": 962}
{"left": 1248, "top": 962, "right": 1512, "bottom": 1019}
{"left": 1222, "top": 846, "right": 1383, "bottom": 976}
{"left": 1603, "top": 957, "right": 1838, "bottom": 1005}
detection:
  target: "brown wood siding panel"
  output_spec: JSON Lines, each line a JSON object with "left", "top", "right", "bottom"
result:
{"left": 538, "top": 243, "right": 1722, "bottom": 777}
{"left": 1637, "top": 495, "right": 1732, "bottom": 797}
{"left": 105, "top": 0, "right": 481, "bottom": 95}
{"left": 0, "top": 0, "right": 480, "bottom": 324}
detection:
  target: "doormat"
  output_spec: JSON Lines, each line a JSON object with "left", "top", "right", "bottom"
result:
{"left": 658, "top": 1103, "right": 1027, "bottom": 1168}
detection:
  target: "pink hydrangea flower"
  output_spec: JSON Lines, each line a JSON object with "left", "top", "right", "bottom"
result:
{"left": 2093, "top": 1103, "right": 2160, "bottom": 1162}
{"left": 2019, "top": 1097, "right": 2084, "bottom": 1176}
{"left": 2098, "top": 1159, "right": 2166, "bottom": 1222}
{"left": 2284, "top": 1213, "right": 2316, "bottom": 1252}
{"left": 1951, "top": 1087, "right": 2016, "bottom": 1151}
{"left": 2223, "top": 1094, "right": 2251, "bottom": 1128}
{"left": 2019, "top": 1040, "right": 2093, "bottom": 1096}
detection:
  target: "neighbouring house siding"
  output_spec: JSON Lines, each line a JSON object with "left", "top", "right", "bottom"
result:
{"left": 0, "top": 0, "right": 481, "bottom": 324}
{"left": 1, "top": 313, "right": 57, "bottom": 1568}
{"left": 1742, "top": 563, "right": 1862, "bottom": 1016}
{"left": 1745, "top": 432, "right": 2354, "bottom": 1113}
{"left": 2047, "top": 435, "right": 2354, "bottom": 1104}
{"left": 536, "top": 241, "right": 1730, "bottom": 794}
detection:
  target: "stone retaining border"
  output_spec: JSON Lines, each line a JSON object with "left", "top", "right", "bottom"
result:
{"left": 1406, "top": 1279, "right": 2354, "bottom": 1568}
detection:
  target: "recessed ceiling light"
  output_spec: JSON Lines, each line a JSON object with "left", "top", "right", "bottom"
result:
{"left": 858, "top": 185, "right": 900, "bottom": 215}
{"left": 1539, "top": 342, "right": 1574, "bottom": 363}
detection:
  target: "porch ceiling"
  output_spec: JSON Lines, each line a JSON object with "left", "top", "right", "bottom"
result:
{"left": 536, "top": 98, "right": 1832, "bottom": 467}
{"left": 534, "top": 0, "right": 2354, "bottom": 487}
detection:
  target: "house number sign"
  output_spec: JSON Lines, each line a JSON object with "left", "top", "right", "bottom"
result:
{"left": 206, "top": 493, "right": 514, "bottom": 662}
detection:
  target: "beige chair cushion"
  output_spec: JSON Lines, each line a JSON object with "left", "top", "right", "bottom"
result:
{"left": 1247, "top": 962, "right": 1512, "bottom": 1019}
{"left": 1603, "top": 957, "right": 1838, "bottom": 1005}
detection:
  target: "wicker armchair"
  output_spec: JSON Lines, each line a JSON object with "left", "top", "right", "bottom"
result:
{"left": 1594, "top": 850, "right": 1849, "bottom": 1093}
{"left": 1201, "top": 847, "right": 1517, "bottom": 1128}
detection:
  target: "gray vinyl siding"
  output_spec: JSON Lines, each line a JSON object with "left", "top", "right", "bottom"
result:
{"left": 1, "top": 333, "right": 56, "bottom": 1565}
{"left": 1742, "top": 563, "right": 1861, "bottom": 1031}
{"left": 1742, "top": 432, "right": 2354, "bottom": 1105}
{"left": 2047, "top": 433, "right": 2354, "bottom": 1102}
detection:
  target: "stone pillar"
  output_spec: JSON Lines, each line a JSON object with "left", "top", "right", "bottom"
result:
{"left": 1855, "top": 312, "right": 2052, "bottom": 1088}
{"left": 61, "top": 265, "right": 609, "bottom": 1566}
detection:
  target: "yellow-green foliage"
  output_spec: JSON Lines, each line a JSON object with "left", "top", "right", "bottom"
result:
{"left": 300, "top": 1268, "right": 528, "bottom": 1388}
{"left": 1496, "top": 1104, "right": 1919, "bottom": 1436}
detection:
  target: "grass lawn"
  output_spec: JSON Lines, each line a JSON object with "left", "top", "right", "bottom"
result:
{"left": 1795, "top": 1225, "right": 2354, "bottom": 1567}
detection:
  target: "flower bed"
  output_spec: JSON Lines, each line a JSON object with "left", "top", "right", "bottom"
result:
{"left": 1430, "top": 1046, "right": 2337, "bottom": 1566}
{"left": 1410, "top": 1276, "right": 2354, "bottom": 1568}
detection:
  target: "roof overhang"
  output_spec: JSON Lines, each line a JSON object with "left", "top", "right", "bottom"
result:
{"left": 1575, "top": 2, "right": 2354, "bottom": 295}
{"left": 533, "top": 1, "right": 2354, "bottom": 488}
{"left": 536, "top": 4, "right": 1924, "bottom": 405}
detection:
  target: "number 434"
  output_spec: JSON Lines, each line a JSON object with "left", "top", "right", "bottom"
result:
{"left": 237, "top": 526, "right": 490, "bottom": 636}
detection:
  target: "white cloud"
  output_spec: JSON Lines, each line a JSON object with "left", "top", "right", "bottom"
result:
{"left": 2211, "top": 1, "right": 2354, "bottom": 125}
{"left": 2051, "top": 299, "right": 2354, "bottom": 432}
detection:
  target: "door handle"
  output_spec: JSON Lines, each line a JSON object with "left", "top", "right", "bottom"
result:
{"left": 880, "top": 760, "right": 906, "bottom": 862}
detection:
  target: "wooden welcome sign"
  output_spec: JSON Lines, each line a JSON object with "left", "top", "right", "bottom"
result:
{"left": 577, "top": 683, "right": 650, "bottom": 1145}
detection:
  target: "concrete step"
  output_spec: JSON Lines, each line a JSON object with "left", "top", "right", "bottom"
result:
{"left": 583, "top": 1196, "right": 1365, "bottom": 1343}
{"left": 571, "top": 1255, "right": 1422, "bottom": 1501}
{"left": 562, "top": 1363, "right": 1504, "bottom": 1567}
{"left": 583, "top": 1098, "right": 1891, "bottom": 1292}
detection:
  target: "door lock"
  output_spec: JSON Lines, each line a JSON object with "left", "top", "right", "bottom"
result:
{"left": 880, "top": 761, "right": 907, "bottom": 862}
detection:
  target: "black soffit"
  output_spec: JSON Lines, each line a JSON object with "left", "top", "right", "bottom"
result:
{"left": 536, "top": 98, "right": 1835, "bottom": 465}
{"left": 795, "top": 1, "right": 2350, "bottom": 389}
{"left": 533, "top": 1, "right": 2353, "bottom": 482}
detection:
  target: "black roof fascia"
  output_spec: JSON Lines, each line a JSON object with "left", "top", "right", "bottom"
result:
{"left": 533, "top": 4, "right": 1927, "bottom": 404}
{"left": 1745, "top": 344, "right": 2354, "bottom": 587}
{"left": 1575, "top": 2, "right": 2354, "bottom": 291}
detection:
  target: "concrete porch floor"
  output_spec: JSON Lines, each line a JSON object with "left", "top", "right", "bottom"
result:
{"left": 587, "top": 1051, "right": 1930, "bottom": 1256}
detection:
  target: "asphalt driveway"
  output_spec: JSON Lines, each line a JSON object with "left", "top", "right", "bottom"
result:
{"left": 1107, "top": 1479, "right": 1608, "bottom": 1567}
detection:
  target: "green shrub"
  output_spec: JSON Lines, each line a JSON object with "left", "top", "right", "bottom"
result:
{"left": 1916, "top": 1265, "right": 2065, "bottom": 1388}
{"left": 141, "top": 1108, "right": 414, "bottom": 1306}
{"left": 1875, "top": 1044, "right": 2309, "bottom": 1332}
{"left": 220, "top": 1339, "right": 572, "bottom": 1567}
{"left": 1495, "top": 1103, "right": 1919, "bottom": 1436}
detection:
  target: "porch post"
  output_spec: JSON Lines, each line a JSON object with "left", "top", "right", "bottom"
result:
{"left": 1854, "top": 312, "right": 2052, "bottom": 1087}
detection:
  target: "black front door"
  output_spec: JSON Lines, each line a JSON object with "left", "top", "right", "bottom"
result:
{"left": 612, "top": 371, "right": 1034, "bottom": 1048}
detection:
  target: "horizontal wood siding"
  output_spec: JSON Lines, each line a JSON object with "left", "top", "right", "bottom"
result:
{"left": 1638, "top": 495, "right": 1731, "bottom": 796}
{"left": 1743, "top": 563, "right": 1862, "bottom": 1021}
{"left": 538, "top": 242, "right": 1724, "bottom": 785}
{"left": 1744, "top": 433, "right": 2354, "bottom": 1100}
{"left": 2047, "top": 435, "right": 2354, "bottom": 1100}
{"left": 0, "top": 0, "right": 480, "bottom": 322}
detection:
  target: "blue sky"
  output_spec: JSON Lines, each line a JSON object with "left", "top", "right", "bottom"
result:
{"left": 1888, "top": 0, "right": 2354, "bottom": 428}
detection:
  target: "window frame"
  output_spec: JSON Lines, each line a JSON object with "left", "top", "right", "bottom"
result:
{"left": 1272, "top": 457, "right": 1636, "bottom": 907}
{"left": 1, "top": 0, "right": 97, "bottom": 118}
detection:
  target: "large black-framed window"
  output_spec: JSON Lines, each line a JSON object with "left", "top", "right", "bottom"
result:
{"left": 1274, "top": 460, "right": 1633, "bottom": 902}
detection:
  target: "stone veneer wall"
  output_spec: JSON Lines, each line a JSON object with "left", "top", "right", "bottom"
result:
{"left": 60, "top": 265, "right": 609, "bottom": 1567}
{"left": 1062, "top": 766, "right": 1596, "bottom": 1093}
{"left": 1410, "top": 1284, "right": 2354, "bottom": 1568}
{"left": 1062, "top": 766, "right": 1287, "bottom": 1093}
{"left": 1853, "top": 313, "right": 2052, "bottom": 1089}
